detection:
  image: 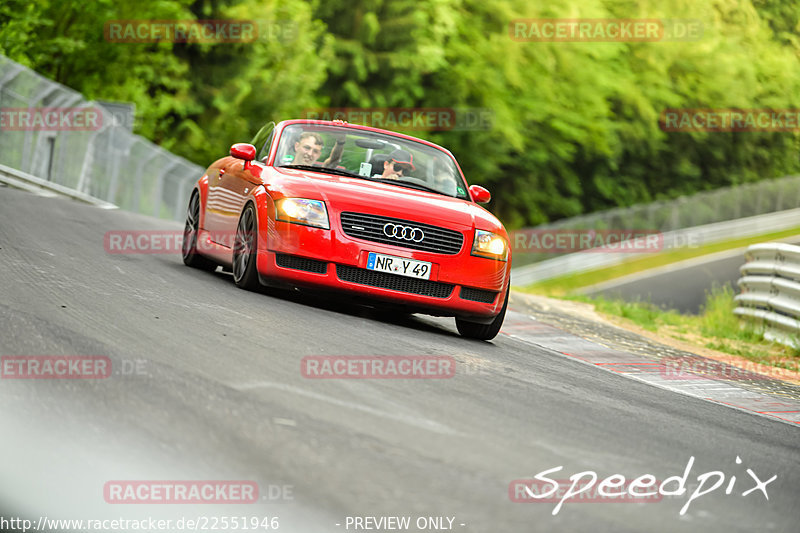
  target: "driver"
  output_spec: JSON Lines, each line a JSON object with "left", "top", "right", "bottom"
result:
{"left": 292, "top": 132, "right": 345, "bottom": 167}
{"left": 374, "top": 149, "right": 415, "bottom": 180}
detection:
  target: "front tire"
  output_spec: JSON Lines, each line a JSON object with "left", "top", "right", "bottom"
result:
{"left": 182, "top": 192, "right": 217, "bottom": 271}
{"left": 455, "top": 287, "right": 509, "bottom": 340}
{"left": 232, "top": 203, "right": 261, "bottom": 291}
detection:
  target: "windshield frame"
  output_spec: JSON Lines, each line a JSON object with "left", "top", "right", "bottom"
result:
{"left": 264, "top": 120, "right": 471, "bottom": 200}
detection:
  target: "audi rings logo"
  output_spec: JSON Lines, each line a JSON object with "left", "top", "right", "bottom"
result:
{"left": 383, "top": 223, "right": 425, "bottom": 242}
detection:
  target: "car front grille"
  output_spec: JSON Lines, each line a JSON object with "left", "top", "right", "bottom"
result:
{"left": 340, "top": 212, "right": 464, "bottom": 254}
{"left": 275, "top": 254, "right": 328, "bottom": 274}
{"left": 459, "top": 287, "right": 498, "bottom": 304}
{"left": 336, "top": 265, "right": 454, "bottom": 298}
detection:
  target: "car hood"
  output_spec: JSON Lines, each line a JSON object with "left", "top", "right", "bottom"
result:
{"left": 268, "top": 167, "right": 504, "bottom": 232}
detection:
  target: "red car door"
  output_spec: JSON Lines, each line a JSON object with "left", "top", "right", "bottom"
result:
{"left": 205, "top": 157, "right": 263, "bottom": 249}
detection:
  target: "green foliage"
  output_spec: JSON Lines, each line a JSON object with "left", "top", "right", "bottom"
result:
{"left": 572, "top": 285, "right": 800, "bottom": 365}
{"left": 699, "top": 284, "right": 767, "bottom": 342}
{"left": 2, "top": 0, "right": 799, "bottom": 226}
{"left": 588, "top": 295, "right": 686, "bottom": 331}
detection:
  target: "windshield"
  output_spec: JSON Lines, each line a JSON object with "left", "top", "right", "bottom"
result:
{"left": 274, "top": 123, "right": 469, "bottom": 199}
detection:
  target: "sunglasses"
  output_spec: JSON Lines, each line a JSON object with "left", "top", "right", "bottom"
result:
{"left": 392, "top": 163, "right": 412, "bottom": 173}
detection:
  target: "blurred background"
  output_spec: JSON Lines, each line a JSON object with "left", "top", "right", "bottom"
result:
{"left": 2, "top": 0, "right": 797, "bottom": 229}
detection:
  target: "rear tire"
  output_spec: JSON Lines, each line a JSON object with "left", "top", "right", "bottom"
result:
{"left": 455, "top": 287, "right": 509, "bottom": 340}
{"left": 232, "top": 204, "right": 261, "bottom": 291}
{"left": 182, "top": 192, "right": 217, "bottom": 272}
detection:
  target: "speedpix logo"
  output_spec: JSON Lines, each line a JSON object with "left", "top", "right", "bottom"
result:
{"left": 510, "top": 456, "right": 776, "bottom": 515}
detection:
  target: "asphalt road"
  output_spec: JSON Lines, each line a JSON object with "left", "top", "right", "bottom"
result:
{"left": 582, "top": 241, "right": 800, "bottom": 314}
{"left": 1, "top": 186, "right": 798, "bottom": 532}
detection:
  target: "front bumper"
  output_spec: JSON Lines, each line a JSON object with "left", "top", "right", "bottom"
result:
{"left": 256, "top": 220, "right": 509, "bottom": 319}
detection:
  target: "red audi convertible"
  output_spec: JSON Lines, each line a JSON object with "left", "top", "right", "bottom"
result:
{"left": 182, "top": 119, "right": 511, "bottom": 339}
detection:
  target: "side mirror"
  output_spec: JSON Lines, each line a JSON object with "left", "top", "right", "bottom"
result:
{"left": 231, "top": 143, "right": 256, "bottom": 161}
{"left": 469, "top": 184, "right": 491, "bottom": 204}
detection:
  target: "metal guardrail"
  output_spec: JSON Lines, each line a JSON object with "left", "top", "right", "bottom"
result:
{"left": 0, "top": 54, "right": 204, "bottom": 221}
{"left": 511, "top": 208, "right": 800, "bottom": 286}
{"left": 510, "top": 173, "right": 800, "bottom": 278}
{"left": 735, "top": 243, "right": 800, "bottom": 348}
{"left": 524, "top": 174, "right": 800, "bottom": 233}
{"left": 0, "top": 162, "right": 118, "bottom": 208}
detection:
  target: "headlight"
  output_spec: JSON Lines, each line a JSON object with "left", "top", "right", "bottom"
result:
{"left": 471, "top": 230, "right": 508, "bottom": 261}
{"left": 275, "top": 198, "right": 330, "bottom": 229}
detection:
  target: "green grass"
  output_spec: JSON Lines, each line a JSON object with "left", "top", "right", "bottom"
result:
{"left": 516, "top": 225, "right": 800, "bottom": 371}
{"left": 568, "top": 286, "right": 800, "bottom": 370}
{"left": 584, "top": 295, "right": 685, "bottom": 332}
{"left": 519, "top": 226, "right": 800, "bottom": 296}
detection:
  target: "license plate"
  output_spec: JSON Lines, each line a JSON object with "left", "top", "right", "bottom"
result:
{"left": 366, "top": 252, "right": 432, "bottom": 280}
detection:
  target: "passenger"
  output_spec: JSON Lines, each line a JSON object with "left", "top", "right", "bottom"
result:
{"left": 374, "top": 149, "right": 415, "bottom": 180}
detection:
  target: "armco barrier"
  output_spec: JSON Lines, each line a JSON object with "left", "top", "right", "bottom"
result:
{"left": 0, "top": 162, "right": 117, "bottom": 208}
{"left": 735, "top": 243, "right": 800, "bottom": 347}
{"left": 511, "top": 208, "right": 800, "bottom": 286}
{"left": 0, "top": 54, "right": 204, "bottom": 221}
